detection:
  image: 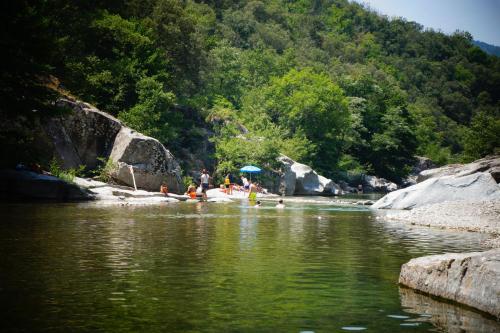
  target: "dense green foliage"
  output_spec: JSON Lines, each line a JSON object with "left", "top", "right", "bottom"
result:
{"left": 2, "top": 0, "right": 499, "bottom": 181}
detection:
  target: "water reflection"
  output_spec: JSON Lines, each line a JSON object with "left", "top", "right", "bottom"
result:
{"left": 399, "top": 287, "right": 500, "bottom": 333}
{"left": 0, "top": 201, "right": 493, "bottom": 332}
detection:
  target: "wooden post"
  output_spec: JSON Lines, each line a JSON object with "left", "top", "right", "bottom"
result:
{"left": 129, "top": 165, "right": 137, "bottom": 191}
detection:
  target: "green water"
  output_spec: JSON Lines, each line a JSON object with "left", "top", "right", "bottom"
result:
{"left": 0, "top": 201, "right": 498, "bottom": 332}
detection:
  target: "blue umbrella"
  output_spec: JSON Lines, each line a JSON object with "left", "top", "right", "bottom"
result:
{"left": 240, "top": 165, "right": 261, "bottom": 173}
{"left": 240, "top": 165, "right": 261, "bottom": 182}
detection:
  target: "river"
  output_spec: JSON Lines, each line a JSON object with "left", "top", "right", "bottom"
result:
{"left": 0, "top": 200, "right": 498, "bottom": 332}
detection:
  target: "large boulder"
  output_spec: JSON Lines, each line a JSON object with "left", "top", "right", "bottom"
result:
{"left": 43, "top": 98, "right": 184, "bottom": 193}
{"left": 0, "top": 169, "right": 93, "bottom": 201}
{"left": 277, "top": 155, "right": 341, "bottom": 196}
{"left": 109, "top": 128, "right": 183, "bottom": 192}
{"left": 399, "top": 249, "right": 500, "bottom": 318}
{"left": 418, "top": 155, "right": 500, "bottom": 183}
{"left": 372, "top": 172, "right": 500, "bottom": 209}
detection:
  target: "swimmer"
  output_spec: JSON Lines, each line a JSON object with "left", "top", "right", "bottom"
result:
{"left": 275, "top": 199, "right": 285, "bottom": 209}
{"left": 254, "top": 200, "right": 261, "bottom": 208}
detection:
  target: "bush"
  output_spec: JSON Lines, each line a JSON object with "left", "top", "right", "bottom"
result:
{"left": 48, "top": 158, "right": 85, "bottom": 183}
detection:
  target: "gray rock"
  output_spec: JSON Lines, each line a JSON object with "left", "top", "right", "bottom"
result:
{"left": 338, "top": 180, "right": 357, "bottom": 193}
{"left": 109, "top": 128, "right": 183, "bottom": 193}
{"left": 399, "top": 249, "right": 500, "bottom": 318}
{"left": 277, "top": 155, "right": 341, "bottom": 196}
{"left": 362, "top": 175, "right": 398, "bottom": 193}
{"left": 372, "top": 172, "right": 500, "bottom": 210}
{"left": 418, "top": 155, "right": 500, "bottom": 183}
{"left": 277, "top": 155, "right": 296, "bottom": 196}
{"left": 0, "top": 170, "right": 94, "bottom": 201}
{"left": 46, "top": 99, "right": 122, "bottom": 169}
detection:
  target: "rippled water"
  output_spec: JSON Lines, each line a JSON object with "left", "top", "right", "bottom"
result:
{"left": 0, "top": 200, "right": 497, "bottom": 332}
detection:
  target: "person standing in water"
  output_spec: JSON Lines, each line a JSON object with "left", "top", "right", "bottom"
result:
{"left": 225, "top": 173, "right": 232, "bottom": 195}
{"left": 200, "top": 169, "right": 210, "bottom": 201}
{"left": 248, "top": 181, "right": 257, "bottom": 202}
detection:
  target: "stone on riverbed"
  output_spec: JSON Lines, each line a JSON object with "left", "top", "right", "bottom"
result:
{"left": 399, "top": 249, "right": 500, "bottom": 318}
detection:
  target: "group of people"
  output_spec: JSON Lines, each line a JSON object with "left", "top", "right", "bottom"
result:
{"left": 161, "top": 168, "right": 286, "bottom": 207}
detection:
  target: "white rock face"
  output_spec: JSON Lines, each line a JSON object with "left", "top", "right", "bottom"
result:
{"left": 399, "top": 249, "right": 500, "bottom": 318}
{"left": 372, "top": 172, "right": 500, "bottom": 209}
{"left": 278, "top": 155, "right": 341, "bottom": 196}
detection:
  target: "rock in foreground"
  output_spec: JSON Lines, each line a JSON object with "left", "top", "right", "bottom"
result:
{"left": 399, "top": 249, "right": 500, "bottom": 318}
{"left": 372, "top": 172, "right": 500, "bottom": 209}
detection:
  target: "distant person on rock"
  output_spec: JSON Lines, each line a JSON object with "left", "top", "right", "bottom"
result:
{"left": 200, "top": 169, "right": 210, "bottom": 201}
{"left": 275, "top": 199, "right": 285, "bottom": 209}
{"left": 185, "top": 184, "right": 197, "bottom": 199}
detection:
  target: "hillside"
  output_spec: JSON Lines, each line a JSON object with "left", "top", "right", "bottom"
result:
{"left": 473, "top": 40, "right": 500, "bottom": 57}
{"left": 1, "top": 0, "right": 499, "bottom": 183}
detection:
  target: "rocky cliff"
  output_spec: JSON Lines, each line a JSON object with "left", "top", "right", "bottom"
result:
{"left": 43, "top": 98, "right": 183, "bottom": 192}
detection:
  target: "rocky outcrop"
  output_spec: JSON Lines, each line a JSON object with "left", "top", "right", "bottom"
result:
{"left": 278, "top": 155, "right": 341, "bottom": 196}
{"left": 418, "top": 155, "right": 500, "bottom": 183}
{"left": 43, "top": 98, "right": 183, "bottom": 192}
{"left": 46, "top": 99, "right": 122, "bottom": 169}
{"left": 109, "top": 127, "right": 182, "bottom": 192}
{"left": 0, "top": 170, "right": 94, "bottom": 201}
{"left": 399, "top": 249, "right": 500, "bottom": 318}
{"left": 372, "top": 172, "right": 500, "bottom": 209}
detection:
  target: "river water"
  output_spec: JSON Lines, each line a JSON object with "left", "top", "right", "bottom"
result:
{"left": 0, "top": 200, "right": 498, "bottom": 332}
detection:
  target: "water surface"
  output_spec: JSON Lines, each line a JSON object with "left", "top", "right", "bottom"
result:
{"left": 0, "top": 200, "right": 497, "bottom": 332}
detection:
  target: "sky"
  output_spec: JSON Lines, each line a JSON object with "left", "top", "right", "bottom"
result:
{"left": 352, "top": 0, "right": 500, "bottom": 46}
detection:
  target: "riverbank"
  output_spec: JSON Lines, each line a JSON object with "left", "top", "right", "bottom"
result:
{"left": 381, "top": 199, "right": 500, "bottom": 235}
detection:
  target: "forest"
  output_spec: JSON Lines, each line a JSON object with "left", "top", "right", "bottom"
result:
{"left": 1, "top": 0, "right": 499, "bottom": 183}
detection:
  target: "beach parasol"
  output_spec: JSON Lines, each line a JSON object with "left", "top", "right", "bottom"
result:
{"left": 240, "top": 165, "right": 261, "bottom": 181}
